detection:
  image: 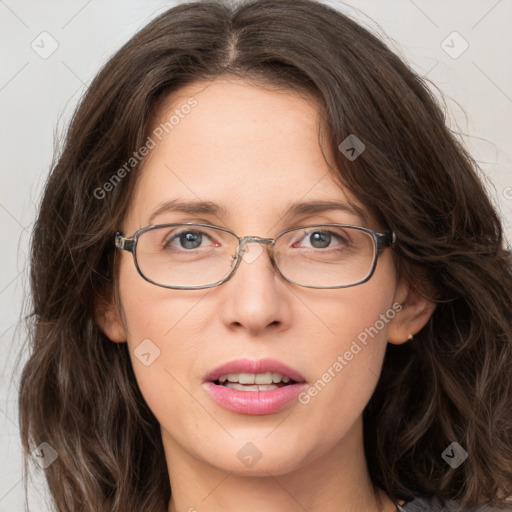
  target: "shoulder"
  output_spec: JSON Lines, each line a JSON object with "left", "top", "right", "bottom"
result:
{"left": 399, "top": 495, "right": 508, "bottom": 512}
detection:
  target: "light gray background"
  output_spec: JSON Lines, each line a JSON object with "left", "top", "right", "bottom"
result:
{"left": 1, "top": 1, "right": 511, "bottom": 510}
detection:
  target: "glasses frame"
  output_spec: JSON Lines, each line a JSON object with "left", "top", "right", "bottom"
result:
{"left": 114, "top": 222, "right": 396, "bottom": 290}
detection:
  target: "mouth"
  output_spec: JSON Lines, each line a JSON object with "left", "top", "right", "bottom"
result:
{"left": 202, "top": 358, "right": 308, "bottom": 415}
{"left": 213, "top": 371, "right": 298, "bottom": 391}
{"left": 204, "top": 357, "right": 306, "bottom": 386}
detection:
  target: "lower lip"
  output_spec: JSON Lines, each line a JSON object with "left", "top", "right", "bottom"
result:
{"left": 203, "top": 381, "right": 308, "bottom": 415}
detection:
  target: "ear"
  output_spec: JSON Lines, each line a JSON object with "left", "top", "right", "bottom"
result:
{"left": 94, "top": 291, "right": 127, "bottom": 343}
{"left": 387, "top": 279, "right": 436, "bottom": 345}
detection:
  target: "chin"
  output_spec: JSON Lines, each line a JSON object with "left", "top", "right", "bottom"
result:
{"left": 203, "top": 444, "right": 309, "bottom": 477}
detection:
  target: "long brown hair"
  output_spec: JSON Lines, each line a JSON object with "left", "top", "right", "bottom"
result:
{"left": 18, "top": 1, "right": 512, "bottom": 510}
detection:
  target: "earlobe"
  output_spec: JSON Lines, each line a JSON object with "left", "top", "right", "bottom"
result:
{"left": 387, "top": 280, "right": 436, "bottom": 345}
{"left": 94, "top": 294, "right": 127, "bottom": 343}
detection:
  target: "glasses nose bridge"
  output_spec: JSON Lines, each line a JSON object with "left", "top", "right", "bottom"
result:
{"left": 237, "top": 235, "right": 275, "bottom": 254}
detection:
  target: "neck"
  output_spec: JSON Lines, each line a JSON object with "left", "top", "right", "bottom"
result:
{"left": 163, "top": 417, "right": 398, "bottom": 512}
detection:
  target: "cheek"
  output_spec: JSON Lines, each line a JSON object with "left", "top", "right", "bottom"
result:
{"left": 305, "top": 286, "right": 394, "bottom": 383}
{"left": 296, "top": 264, "right": 397, "bottom": 427}
{"left": 116, "top": 259, "right": 204, "bottom": 415}
{"left": 303, "top": 258, "right": 396, "bottom": 355}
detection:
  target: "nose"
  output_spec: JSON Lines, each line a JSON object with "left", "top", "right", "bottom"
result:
{"left": 218, "top": 239, "right": 289, "bottom": 335}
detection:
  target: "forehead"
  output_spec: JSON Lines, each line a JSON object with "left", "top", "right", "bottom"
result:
{"left": 126, "top": 78, "right": 372, "bottom": 231}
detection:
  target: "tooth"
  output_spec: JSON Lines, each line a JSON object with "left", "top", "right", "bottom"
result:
{"left": 219, "top": 372, "right": 292, "bottom": 385}
{"left": 224, "top": 383, "right": 257, "bottom": 391}
{"left": 223, "top": 382, "right": 279, "bottom": 392}
{"left": 255, "top": 372, "right": 273, "bottom": 384}
{"left": 256, "top": 384, "right": 278, "bottom": 391}
{"left": 238, "top": 373, "right": 255, "bottom": 384}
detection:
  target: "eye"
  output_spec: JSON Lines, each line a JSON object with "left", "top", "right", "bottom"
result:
{"left": 164, "top": 229, "right": 216, "bottom": 250}
{"left": 296, "top": 228, "right": 349, "bottom": 250}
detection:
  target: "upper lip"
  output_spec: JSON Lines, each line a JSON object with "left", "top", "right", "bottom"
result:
{"left": 204, "top": 358, "right": 306, "bottom": 383}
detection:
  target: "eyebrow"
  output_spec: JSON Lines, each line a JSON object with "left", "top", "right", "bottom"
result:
{"left": 147, "top": 198, "right": 368, "bottom": 225}
{"left": 148, "top": 199, "right": 227, "bottom": 225}
{"left": 285, "top": 199, "right": 368, "bottom": 223}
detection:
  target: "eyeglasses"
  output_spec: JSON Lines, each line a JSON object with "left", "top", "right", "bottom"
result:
{"left": 114, "top": 223, "right": 396, "bottom": 290}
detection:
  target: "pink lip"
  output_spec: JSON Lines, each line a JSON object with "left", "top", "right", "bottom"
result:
{"left": 203, "top": 381, "right": 308, "bottom": 415}
{"left": 202, "top": 358, "right": 307, "bottom": 415}
{"left": 203, "top": 357, "right": 306, "bottom": 384}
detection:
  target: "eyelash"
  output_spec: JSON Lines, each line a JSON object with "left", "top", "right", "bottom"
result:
{"left": 163, "top": 227, "right": 349, "bottom": 251}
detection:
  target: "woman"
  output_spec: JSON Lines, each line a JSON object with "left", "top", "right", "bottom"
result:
{"left": 18, "top": 0, "right": 512, "bottom": 511}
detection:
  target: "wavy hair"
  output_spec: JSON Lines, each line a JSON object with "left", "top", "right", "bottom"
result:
{"left": 18, "top": 0, "right": 512, "bottom": 510}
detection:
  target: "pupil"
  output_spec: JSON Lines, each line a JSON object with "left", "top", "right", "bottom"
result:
{"left": 180, "top": 232, "right": 201, "bottom": 249}
{"left": 311, "top": 231, "right": 330, "bottom": 248}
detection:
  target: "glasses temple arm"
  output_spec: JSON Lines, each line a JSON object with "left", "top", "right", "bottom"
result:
{"left": 376, "top": 231, "right": 396, "bottom": 253}
{"left": 115, "top": 232, "right": 135, "bottom": 252}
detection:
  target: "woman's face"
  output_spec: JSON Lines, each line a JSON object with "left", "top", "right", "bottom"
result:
{"left": 105, "top": 78, "right": 418, "bottom": 477}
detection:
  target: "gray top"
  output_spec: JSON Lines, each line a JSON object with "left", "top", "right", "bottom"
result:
{"left": 399, "top": 496, "right": 446, "bottom": 511}
{"left": 398, "top": 495, "right": 509, "bottom": 511}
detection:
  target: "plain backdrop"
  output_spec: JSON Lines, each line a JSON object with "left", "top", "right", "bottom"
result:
{"left": 1, "top": 1, "right": 511, "bottom": 510}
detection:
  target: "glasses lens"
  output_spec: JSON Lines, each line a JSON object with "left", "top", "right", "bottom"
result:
{"left": 134, "top": 224, "right": 377, "bottom": 289}
{"left": 274, "top": 225, "right": 376, "bottom": 288}
{"left": 135, "top": 225, "right": 239, "bottom": 287}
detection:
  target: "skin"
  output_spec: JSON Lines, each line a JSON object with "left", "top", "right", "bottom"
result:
{"left": 98, "top": 78, "right": 436, "bottom": 512}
